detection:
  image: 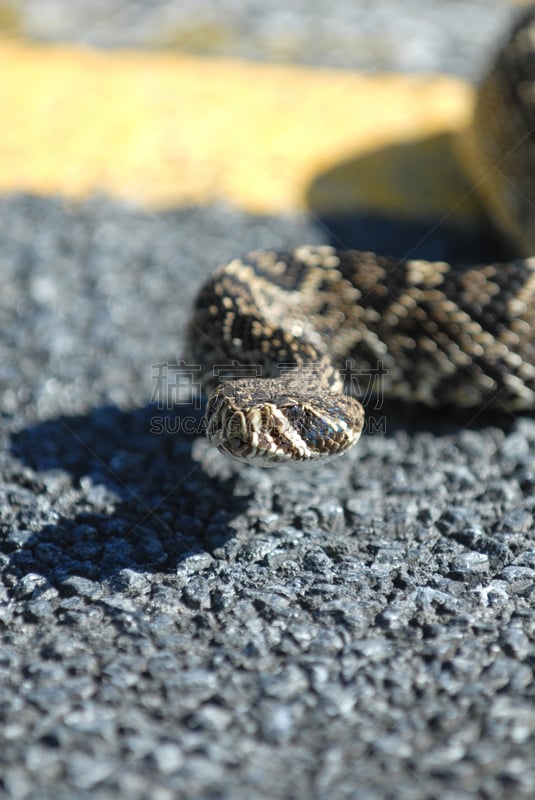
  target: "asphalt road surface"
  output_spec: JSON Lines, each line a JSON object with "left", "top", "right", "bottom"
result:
{"left": 1, "top": 2, "right": 534, "bottom": 799}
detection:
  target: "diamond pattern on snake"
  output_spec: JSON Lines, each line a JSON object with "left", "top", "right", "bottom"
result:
{"left": 187, "top": 7, "right": 535, "bottom": 466}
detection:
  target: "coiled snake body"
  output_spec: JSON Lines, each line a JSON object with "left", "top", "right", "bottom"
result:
{"left": 187, "top": 7, "right": 535, "bottom": 465}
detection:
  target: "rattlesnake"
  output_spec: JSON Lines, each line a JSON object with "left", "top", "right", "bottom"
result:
{"left": 186, "top": 6, "right": 535, "bottom": 465}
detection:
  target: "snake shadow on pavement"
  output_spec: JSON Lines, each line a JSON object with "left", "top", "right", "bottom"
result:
{"left": 306, "top": 131, "right": 508, "bottom": 264}
{"left": 7, "top": 404, "right": 246, "bottom": 588}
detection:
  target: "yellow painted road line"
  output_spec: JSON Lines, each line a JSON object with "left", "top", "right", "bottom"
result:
{"left": 1, "top": 38, "right": 477, "bottom": 220}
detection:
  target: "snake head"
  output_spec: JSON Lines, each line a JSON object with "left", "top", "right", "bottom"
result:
{"left": 205, "top": 378, "right": 365, "bottom": 466}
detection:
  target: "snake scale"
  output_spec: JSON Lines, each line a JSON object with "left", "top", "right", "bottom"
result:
{"left": 187, "top": 6, "right": 535, "bottom": 466}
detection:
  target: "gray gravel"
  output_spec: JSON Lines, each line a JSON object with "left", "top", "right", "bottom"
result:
{"left": 1, "top": 192, "right": 534, "bottom": 800}
{"left": 9, "top": 0, "right": 518, "bottom": 78}
{"left": 1, "top": 2, "right": 535, "bottom": 798}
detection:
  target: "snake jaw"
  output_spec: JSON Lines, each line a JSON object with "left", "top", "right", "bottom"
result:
{"left": 205, "top": 380, "right": 365, "bottom": 466}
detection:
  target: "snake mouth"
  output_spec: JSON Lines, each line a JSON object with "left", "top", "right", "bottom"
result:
{"left": 205, "top": 391, "right": 298, "bottom": 464}
{"left": 205, "top": 385, "right": 364, "bottom": 465}
{"left": 206, "top": 399, "right": 289, "bottom": 463}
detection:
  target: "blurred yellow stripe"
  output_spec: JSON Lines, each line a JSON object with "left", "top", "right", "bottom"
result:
{"left": 0, "top": 38, "right": 476, "bottom": 219}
